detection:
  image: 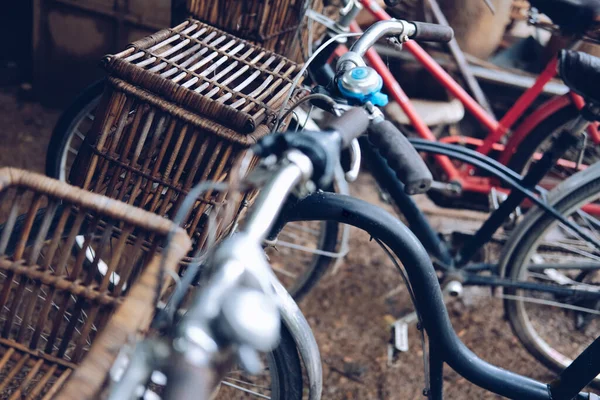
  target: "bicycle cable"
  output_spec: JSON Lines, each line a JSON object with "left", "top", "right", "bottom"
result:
{"left": 274, "top": 31, "right": 362, "bottom": 132}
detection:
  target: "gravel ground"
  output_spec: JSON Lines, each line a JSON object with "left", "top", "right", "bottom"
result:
{"left": 0, "top": 87, "right": 592, "bottom": 399}
{"left": 0, "top": 87, "right": 59, "bottom": 172}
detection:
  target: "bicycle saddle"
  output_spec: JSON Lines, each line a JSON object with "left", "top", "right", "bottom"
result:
{"left": 530, "top": 0, "right": 600, "bottom": 34}
{"left": 559, "top": 50, "right": 600, "bottom": 105}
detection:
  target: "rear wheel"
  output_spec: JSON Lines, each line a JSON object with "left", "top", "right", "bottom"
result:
{"left": 503, "top": 174, "right": 600, "bottom": 387}
{"left": 45, "top": 80, "right": 104, "bottom": 182}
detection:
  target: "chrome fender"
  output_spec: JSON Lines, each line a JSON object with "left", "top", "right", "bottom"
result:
{"left": 273, "top": 279, "right": 322, "bottom": 400}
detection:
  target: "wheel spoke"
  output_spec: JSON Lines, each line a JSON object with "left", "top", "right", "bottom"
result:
{"left": 223, "top": 376, "right": 271, "bottom": 391}
{"left": 541, "top": 237, "right": 600, "bottom": 263}
{"left": 271, "top": 265, "right": 298, "bottom": 279}
{"left": 220, "top": 381, "right": 271, "bottom": 399}
{"left": 274, "top": 240, "right": 344, "bottom": 258}
{"left": 283, "top": 222, "right": 321, "bottom": 236}
{"left": 503, "top": 293, "right": 600, "bottom": 315}
{"left": 75, "top": 130, "right": 86, "bottom": 141}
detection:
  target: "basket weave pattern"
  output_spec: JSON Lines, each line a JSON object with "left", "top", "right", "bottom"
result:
{"left": 73, "top": 20, "right": 302, "bottom": 254}
{"left": 0, "top": 168, "right": 190, "bottom": 399}
{"left": 186, "top": 0, "right": 328, "bottom": 61}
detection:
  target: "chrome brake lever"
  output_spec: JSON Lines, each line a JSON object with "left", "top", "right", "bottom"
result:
{"left": 345, "top": 138, "right": 362, "bottom": 182}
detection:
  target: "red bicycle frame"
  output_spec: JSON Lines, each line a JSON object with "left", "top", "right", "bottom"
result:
{"left": 353, "top": 0, "right": 600, "bottom": 195}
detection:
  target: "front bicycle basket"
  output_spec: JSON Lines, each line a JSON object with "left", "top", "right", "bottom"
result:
{"left": 0, "top": 168, "right": 190, "bottom": 399}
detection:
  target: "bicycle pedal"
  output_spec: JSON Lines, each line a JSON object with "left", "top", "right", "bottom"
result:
{"left": 389, "top": 311, "right": 418, "bottom": 354}
{"left": 391, "top": 319, "right": 410, "bottom": 353}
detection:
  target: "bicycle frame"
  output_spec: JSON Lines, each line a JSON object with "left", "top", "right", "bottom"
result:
{"left": 281, "top": 191, "right": 599, "bottom": 399}
{"left": 347, "top": 0, "right": 600, "bottom": 194}
{"left": 354, "top": 133, "right": 600, "bottom": 297}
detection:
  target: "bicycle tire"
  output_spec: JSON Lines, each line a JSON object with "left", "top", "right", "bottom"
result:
{"left": 45, "top": 80, "right": 104, "bottom": 181}
{"left": 502, "top": 166, "right": 600, "bottom": 388}
{"left": 264, "top": 324, "right": 304, "bottom": 400}
{"left": 217, "top": 323, "right": 304, "bottom": 399}
{"left": 283, "top": 220, "right": 339, "bottom": 301}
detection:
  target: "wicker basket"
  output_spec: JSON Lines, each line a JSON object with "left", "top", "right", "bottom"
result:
{"left": 71, "top": 19, "right": 303, "bottom": 256}
{"left": 186, "top": 0, "right": 328, "bottom": 62}
{"left": 0, "top": 168, "right": 191, "bottom": 399}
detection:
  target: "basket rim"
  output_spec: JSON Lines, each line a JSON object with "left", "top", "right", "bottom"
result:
{"left": 102, "top": 19, "right": 302, "bottom": 135}
{"left": 106, "top": 78, "right": 272, "bottom": 146}
{"left": 0, "top": 168, "right": 191, "bottom": 256}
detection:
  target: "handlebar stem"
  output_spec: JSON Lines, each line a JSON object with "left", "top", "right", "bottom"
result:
{"left": 242, "top": 151, "right": 313, "bottom": 243}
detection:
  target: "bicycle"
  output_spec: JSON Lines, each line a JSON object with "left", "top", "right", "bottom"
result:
{"left": 269, "top": 20, "right": 600, "bottom": 385}
{"left": 106, "top": 98, "right": 600, "bottom": 400}
{"left": 331, "top": 0, "right": 600, "bottom": 193}
{"left": 104, "top": 107, "right": 372, "bottom": 400}
{"left": 282, "top": 170, "right": 600, "bottom": 399}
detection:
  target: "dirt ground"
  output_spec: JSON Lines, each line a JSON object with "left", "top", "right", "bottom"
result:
{"left": 0, "top": 87, "right": 580, "bottom": 399}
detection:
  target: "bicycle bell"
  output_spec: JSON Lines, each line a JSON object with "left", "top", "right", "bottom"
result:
{"left": 337, "top": 66, "right": 389, "bottom": 107}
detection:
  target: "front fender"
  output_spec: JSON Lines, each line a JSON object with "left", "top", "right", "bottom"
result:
{"left": 273, "top": 279, "right": 322, "bottom": 400}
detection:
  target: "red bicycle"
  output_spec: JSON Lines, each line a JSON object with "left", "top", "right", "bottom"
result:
{"left": 328, "top": 0, "right": 600, "bottom": 201}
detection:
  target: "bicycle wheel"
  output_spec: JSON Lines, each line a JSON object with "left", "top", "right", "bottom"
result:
{"left": 45, "top": 80, "right": 104, "bottom": 181}
{"left": 267, "top": 219, "right": 339, "bottom": 300}
{"left": 507, "top": 104, "right": 600, "bottom": 186}
{"left": 215, "top": 325, "right": 303, "bottom": 399}
{"left": 501, "top": 166, "right": 600, "bottom": 386}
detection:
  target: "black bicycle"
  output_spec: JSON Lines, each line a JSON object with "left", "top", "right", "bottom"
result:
{"left": 272, "top": 23, "right": 600, "bottom": 386}
{"left": 251, "top": 105, "right": 600, "bottom": 399}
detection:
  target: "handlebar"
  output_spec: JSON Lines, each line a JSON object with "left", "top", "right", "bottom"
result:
{"left": 411, "top": 21, "right": 455, "bottom": 43}
{"left": 325, "top": 107, "right": 372, "bottom": 148}
{"left": 329, "top": 18, "right": 443, "bottom": 195}
{"left": 337, "top": 19, "right": 453, "bottom": 74}
{"left": 367, "top": 118, "right": 432, "bottom": 194}
{"left": 253, "top": 107, "right": 371, "bottom": 189}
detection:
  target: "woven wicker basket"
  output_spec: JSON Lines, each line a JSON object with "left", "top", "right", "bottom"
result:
{"left": 71, "top": 19, "right": 302, "bottom": 256}
{"left": 186, "top": 0, "right": 328, "bottom": 62}
{"left": 0, "top": 168, "right": 191, "bottom": 399}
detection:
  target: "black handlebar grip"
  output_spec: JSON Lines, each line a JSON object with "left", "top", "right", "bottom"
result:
{"left": 367, "top": 120, "right": 433, "bottom": 195}
{"left": 411, "top": 21, "right": 454, "bottom": 43}
{"left": 325, "top": 107, "right": 371, "bottom": 149}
